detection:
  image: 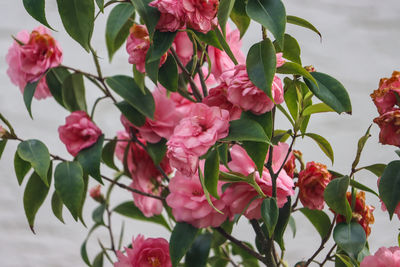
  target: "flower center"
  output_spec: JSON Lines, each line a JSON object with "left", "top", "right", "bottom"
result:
{"left": 147, "top": 256, "right": 161, "bottom": 267}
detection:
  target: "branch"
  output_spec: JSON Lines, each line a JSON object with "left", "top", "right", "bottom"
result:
{"left": 105, "top": 204, "right": 117, "bottom": 256}
{"left": 250, "top": 219, "right": 276, "bottom": 267}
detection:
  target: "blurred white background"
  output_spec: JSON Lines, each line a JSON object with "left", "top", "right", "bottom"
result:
{"left": 1, "top": 0, "right": 400, "bottom": 266}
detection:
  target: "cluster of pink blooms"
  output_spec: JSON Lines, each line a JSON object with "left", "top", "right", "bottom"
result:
{"left": 360, "top": 246, "right": 400, "bottom": 267}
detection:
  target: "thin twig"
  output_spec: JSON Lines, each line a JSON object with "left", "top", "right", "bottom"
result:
{"left": 319, "top": 244, "right": 337, "bottom": 266}
{"left": 105, "top": 205, "right": 117, "bottom": 256}
{"left": 250, "top": 219, "right": 276, "bottom": 267}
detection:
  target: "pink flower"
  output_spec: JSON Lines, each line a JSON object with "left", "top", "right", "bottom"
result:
{"left": 58, "top": 111, "right": 102, "bottom": 157}
{"left": 89, "top": 185, "right": 104, "bottom": 202}
{"left": 115, "top": 235, "right": 171, "bottom": 267}
{"left": 6, "top": 26, "right": 62, "bottom": 100}
{"left": 221, "top": 143, "right": 295, "bottom": 219}
{"left": 182, "top": 0, "right": 219, "bottom": 33}
{"left": 276, "top": 52, "right": 285, "bottom": 68}
{"left": 166, "top": 168, "right": 229, "bottom": 228}
{"left": 360, "top": 246, "right": 400, "bottom": 267}
{"left": 371, "top": 71, "right": 400, "bottom": 115}
{"left": 208, "top": 25, "right": 245, "bottom": 79}
{"left": 297, "top": 161, "right": 332, "bottom": 210}
{"left": 149, "top": 0, "right": 185, "bottom": 32}
{"left": 167, "top": 103, "right": 230, "bottom": 175}
{"left": 373, "top": 109, "right": 400, "bottom": 147}
{"left": 171, "top": 32, "right": 193, "bottom": 68}
{"left": 227, "top": 64, "right": 284, "bottom": 115}
{"left": 129, "top": 178, "right": 163, "bottom": 217}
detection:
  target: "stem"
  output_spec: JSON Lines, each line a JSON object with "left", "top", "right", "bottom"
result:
{"left": 319, "top": 244, "right": 337, "bottom": 266}
{"left": 197, "top": 67, "right": 208, "bottom": 97}
{"left": 60, "top": 64, "right": 100, "bottom": 80}
{"left": 105, "top": 205, "right": 117, "bottom": 256}
{"left": 250, "top": 219, "right": 276, "bottom": 267}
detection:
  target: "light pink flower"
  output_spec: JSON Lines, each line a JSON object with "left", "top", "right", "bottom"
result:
{"left": 360, "top": 246, "right": 400, "bottom": 267}
{"left": 166, "top": 167, "right": 229, "bottom": 228}
{"left": 227, "top": 64, "right": 284, "bottom": 115}
{"left": 276, "top": 52, "right": 285, "bottom": 68}
{"left": 167, "top": 103, "right": 230, "bottom": 175}
{"left": 182, "top": 0, "right": 218, "bottom": 33}
{"left": 221, "top": 143, "right": 295, "bottom": 219}
{"left": 297, "top": 161, "right": 332, "bottom": 210}
{"left": 130, "top": 178, "right": 163, "bottom": 217}
{"left": 371, "top": 71, "right": 400, "bottom": 115}
{"left": 171, "top": 31, "right": 193, "bottom": 68}
{"left": 6, "top": 26, "right": 62, "bottom": 100}
{"left": 373, "top": 109, "right": 400, "bottom": 147}
{"left": 115, "top": 235, "right": 171, "bottom": 267}
{"left": 58, "top": 111, "right": 102, "bottom": 157}
{"left": 149, "top": 0, "right": 185, "bottom": 32}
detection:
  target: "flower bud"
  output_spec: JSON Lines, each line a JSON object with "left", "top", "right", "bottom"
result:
{"left": 305, "top": 65, "right": 316, "bottom": 72}
{"left": 89, "top": 185, "right": 104, "bottom": 203}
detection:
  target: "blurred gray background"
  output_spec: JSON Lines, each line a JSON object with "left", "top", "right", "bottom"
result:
{"left": 1, "top": 0, "right": 400, "bottom": 266}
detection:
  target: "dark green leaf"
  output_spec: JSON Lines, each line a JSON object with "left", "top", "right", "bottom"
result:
{"left": 223, "top": 118, "right": 271, "bottom": 143}
{"left": 159, "top": 55, "right": 178, "bottom": 92}
{"left": 230, "top": 0, "right": 250, "bottom": 38}
{"left": 194, "top": 30, "right": 223, "bottom": 50}
{"left": 350, "top": 180, "right": 378, "bottom": 197}
{"left": 246, "top": 38, "right": 276, "bottom": 98}
{"left": 96, "top": 0, "right": 104, "bottom": 12}
{"left": 277, "top": 62, "right": 317, "bottom": 85}
{"left": 324, "top": 176, "right": 352, "bottom": 223}
{"left": 102, "top": 139, "right": 118, "bottom": 170}
{"left": 76, "top": 135, "right": 104, "bottom": 183}
{"left": 23, "top": 0, "right": 53, "bottom": 29}
{"left": 214, "top": 28, "right": 238, "bottom": 65}
{"left": 130, "top": 0, "right": 160, "bottom": 38}
{"left": 14, "top": 151, "right": 31, "bottom": 185}
{"left": 333, "top": 222, "right": 366, "bottom": 258}
{"left": 288, "top": 216, "right": 296, "bottom": 238}
{"left": 46, "top": 67, "right": 70, "bottom": 108}
{"left": 360, "top": 163, "right": 386, "bottom": 177}
{"left": 23, "top": 79, "right": 40, "bottom": 119}
{"left": 92, "top": 252, "right": 103, "bottom": 267}
{"left": 198, "top": 167, "right": 223, "bottom": 214}
{"left": 79, "top": 174, "right": 89, "bottom": 226}
{"left": 115, "top": 101, "right": 146, "bottom": 127}
{"left": 148, "top": 31, "right": 177, "bottom": 62}
{"left": 106, "top": 3, "right": 135, "bottom": 61}
{"left": 217, "top": 143, "right": 229, "bottom": 167}
{"left": 304, "top": 133, "right": 334, "bottom": 164}
{"left": 274, "top": 197, "right": 291, "bottom": 250}
{"left": 0, "top": 140, "right": 6, "bottom": 160}
{"left": 170, "top": 222, "right": 199, "bottom": 267}
{"left": 302, "top": 103, "right": 335, "bottom": 116}
{"left": 147, "top": 138, "right": 167, "bottom": 165}
{"left": 287, "top": 15, "right": 321, "bottom": 39}
{"left": 56, "top": 0, "right": 94, "bottom": 51}
{"left": 133, "top": 65, "right": 146, "bottom": 93}
{"left": 218, "top": 0, "right": 235, "bottom": 35}
{"left": 17, "top": 139, "right": 50, "bottom": 186}
{"left": 241, "top": 111, "right": 273, "bottom": 137}
{"left": 379, "top": 160, "right": 400, "bottom": 219}
{"left": 204, "top": 149, "right": 220, "bottom": 199}
{"left": 54, "top": 161, "right": 84, "bottom": 220}
{"left": 300, "top": 208, "right": 331, "bottom": 239}
{"left": 275, "top": 34, "right": 301, "bottom": 64}
{"left": 185, "top": 233, "right": 213, "bottom": 267}
{"left": 261, "top": 198, "right": 279, "bottom": 238}
{"left": 62, "top": 73, "right": 87, "bottom": 112}
{"left": 335, "top": 254, "right": 353, "bottom": 267}
{"left": 106, "top": 75, "right": 155, "bottom": 119}
{"left": 51, "top": 191, "right": 65, "bottom": 223}
{"left": 92, "top": 204, "right": 106, "bottom": 225}
{"left": 304, "top": 72, "right": 352, "bottom": 114}
{"left": 283, "top": 78, "right": 299, "bottom": 120}
{"left": 145, "top": 47, "right": 160, "bottom": 84}
{"left": 246, "top": 0, "right": 286, "bottom": 46}
{"left": 242, "top": 141, "right": 268, "bottom": 176}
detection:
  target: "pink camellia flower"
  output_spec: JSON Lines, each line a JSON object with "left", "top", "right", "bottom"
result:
{"left": 227, "top": 64, "right": 284, "bottom": 115}
{"left": 171, "top": 31, "right": 193, "bottom": 68}
{"left": 6, "top": 26, "right": 62, "bottom": 100}
{"left": 130, "top": 178, "right": 164, "bottom": 217}
{"left": 276, "top": 52, "right": 285, "bottom": 68}
{"left": 373, "top": 109, "right": 400, "bottom": 147}
{"left": 297, "top": 161, "right": 332, "bottom": 210}
{"left": 149, "top": 0, "right": 185, "bottom": 32}
{"left": 166, "top": 167, "right": 229, "bottom": 228}
{"left": 370, "top": 71, "right": 400, "bottom": 115}
{"left": 58, "top": 111, "right": 102, "bottom": 157}
{"left": 167, "top": 103, "right": 230, "bottom": 175}
{"left": 221, "top": 143, "right": 295, "bottom": 219}
{"left": 360, "top": 246, "right": 400, "bottom": 267}
{"left": 182, "top": 0, "right": 219, "bottom": 33}
{"left": 208, "top": 25, "right": 245, "bottom": 79}
{"left": 115, "top": 235, "right": 171, "bottom": 267}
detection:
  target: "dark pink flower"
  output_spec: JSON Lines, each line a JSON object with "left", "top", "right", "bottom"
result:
{"left": 149, "top": 0, "right": 185, "bottom": 32}
{"left": 371, "top": 71, "right": 400, "bottom": 115}
{"left": 373, "top": 109, "right": 400, "bottom": 147}
{"left": 360, "top": 246, "right": 400, "bottom": 267}
{"left": 182, "top": 0, "right": 219, "bottom": 33}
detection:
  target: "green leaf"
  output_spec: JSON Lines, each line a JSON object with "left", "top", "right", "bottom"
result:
{"left": 106, "top": 75, "right": 155, "bottom": 119}
{"left": 102, "top": 139, "right": 118, "bottom": 170}
{"left": 241, "top": 111, "right": 273, "bottom": 136}
{"left": 261, "top": 198, "right": 279, "bottom": 238}
{"left": 223, "top": 118, "right": 271, "bottom": 143}
{"left": 287, "top": 15, "right": 321, "bottom": 39}
{"left": 148, "top": 31, "right": 177, "bottom": 62}
{"left": 304, "top": 133, "right": 334, "bottom": 164}
{"left": 277, "top": 62, "right": 317, "bottom": 85}
{"left": 51, "top": 191, "right": 65, "bottom": 223}
{"left": 23, "top": 166, "right": 52, "bottom": 233}
{"left": 145, "top": 47, "right": 160, "bottom": 84}
{"left": 115, "top": 101, "right": 146, "bottom": 127}
{"left": 333, "top": 222, "right": 366, "bottom": 258}
{"left": 54, "top": 161, "right": 84, "bottom": 220}
{"left": 14, "top": 151, "right": 31, "bottom": 185}
{"left": 92, "top": 204, "right": 106, "bottom": 225}
{"left": 230, "top": 0, "right": 250, "bottom": 38}
{"left": 198, "top": 167, "right": 223, "bottom": 214}
{"left": 302, "top": 103, "right": 335, "bottom": 116}
{"left": 218, "top": 0, "right": 235, "bottom": 36}
{"left": 351, "top": 125, "right": 372, "bottom": 170}
{"left": 360, "top": 163, "right": 386, "bottom": 177}
{"left": 56, "top": 0, "right": 94, "bottom": 51}
{"left": 17, "top": 139, "right": 50, "bottom": 186}
{"left": 204, "top": 149, "right": 220, "bottom": 199}
{"left": 379, "top": 160, "right": 400, "bottom": 219}
{"left": 170, "top": 222, "right": 199, "bottom": 267}
{"left": 185, "top": 233, "right": 213, "bottom": 267}
{"left": 23, "top": 79, "right": 41, "bottom": 119}
{"left": 62, "top": 73, "right": 87, "bottom": 112}
{"left": 96, "top": 0, "right": 104, "bottom": 12}
{"left": 242, "top": 141, "right": 268, "bottom": 176}
{"left": 130, "top": 0, "right": 160, "bottom": 38}
{"left": 113, "top": 201, "right": 171, "bottom": 230}
{"left": 288, "top": 216, "right": 296, "bottom": 238}
{"left": 350, "top": 180, "right": 379, "bottom": 197}
{"left": 273, "top": 197, "right": 291, "bottom": 250}
{"left": 283, "top": 78, "right": 299, "bottom": 120}
{"left": 299, "top": 208, "right": 331, "bottom": 239}
{"left": 147, "top": 138, "right": 167, "bottom": 165}
{"left": 246, "top": 38, "right": 276, "bottom": 99}
{"left": 304, "top": 72, "right": 352, "bottom": 114}
{"left": 275, "top": 34, "right": 301, "bottom": 64}
{"left": 193, "top": 30, "right": 223, "bottom": 50}
{"left": 159, "top": 55, "right": 178, "bottom": 92}
{"left": 76, "top": 135, "right": 104, "bottom": 183}
{"left": 106, "top": 3, "right": 135, "bottom": 61}
{"left": 23, "top": 0, "right": 53, "bottom": 29}
{"left": 92, "top": 252, "right": 103, "bottom": 267}
{"left": 46, "top": 67, "right": 70, "bottom": 108}
{"left": 246, "top": 0, "right": 286, "bottom": 46}
{"left": 324, "top": 176, "right": 352, "bottom": 223}
{"left": 335, "top": 254, "right": 354, "bottom": 267}
{"left": 0, "top": 140, "right": 7, "bottom": 160}
{"left": 214, "top": 28, "right": 238, "bottom": 65}
{"left": 81, "top": 223, "right": 102, "bottom": 266}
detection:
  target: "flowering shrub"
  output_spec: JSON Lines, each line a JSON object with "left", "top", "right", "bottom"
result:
{"left": 1, "top": 0, "right": 400, "bottom": 267}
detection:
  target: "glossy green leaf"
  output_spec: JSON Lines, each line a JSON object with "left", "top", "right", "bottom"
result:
{"left": 14, "top": 151, "right": 31, "bottom": 185}
{"left": 106, "top": 3, "right": 135, "bottom": 61}
{"left": 335, "top": 254, "right": 353, "bottom": 267}
{"left": 242, "top": 141, "right": 268, "bottom": 176}
{"left": 159, "top": 55, "right": 178, "bottom": 92}
{"left": 0, "top": 140, "right": 7, "bottom": 160}
{"left": 170, "top": 222, "right": 199, "bottom": 267}
{"left": 379, "top": 160, "right": 400, "bottom": 219}
{"left": 222, "top": 118, "right": 271, "bottom": 143}
{"left": 106, "top": 75, "right": 155, "bottom": 119}
{"left": 51, "top": 191, "right": 65, "bottom": 223}
{"left": 17, "top": 139, "right": 50, "bottom": 186}
{"left": 275, "top": 34, "right": 301, "bottom": 64}
{"left": 333, "top": 222, "right": 366, "bottom": 258}
{"left": 62, "top": 73, "right": 87, "bottom": 112}
{"left": 246, "top": 0, "right": 286, "bottom": 46}
{"left": 23, "top": 79, "right": 41, "bottom": 118}
{"left": 199, "top": 167, "right": 223, "bottom": 214}
{"left": 287, "top": 15, "right": 321, "bottom": 39}
{"left": 241, "top": 111, "right": 273, "bottom": 136}
{"left": 56, "top": 0, "right": 94, "bottom": 51}
{"left": 130, "top": 0, "right": 159, "bottom": 38}
{"left": 304, "top": 132, "right": 334, "bottom": 164}
{"left": 214, "top": 28, "right": 238, "bottom": 65}
{"left": 148, "top": 30, "right": 177, "bottom": 62}
{"left": 218, "top": 0, "right": 235, "bottom": 35}
{"left": 102, "top": 138, "right": 118, "bottom": 170}
{"left": 274, "top": 197, "right": 291, "bottom": 250}
{"left": 246, "top": 38, "right": 276, "bottom": 98}
{"left": 76, "top": 135, "right": 104, "bottom": 183}
{"left": 261, "top": 198, "right": 279, "bottom": 238}
{"left": 230, "top": 0, "right": 250, "bottom": 38}
{"left": 113, "top": 201, "right": 171, "bottom": 230}
{"left": 46, "top": 67, "right": 70, "bottom": 108}
{"left": 324, "top": 176, "right": 352, "bottom": 223}
{"left": 360, "top": 163, "right": 386, "bottom": 177}
{"left": 92, "top": 204, "right": 106, "bottom": 225}
{"left": 23, "top": 0, "right": 53, "bottom": 29}
{"left": 115, "top": 101, "right": 146, "bottom": 127}
{"left": 96, "top": 0, "right": 104, "bottom": 12}
{"left": 300, "top": 208, "right": 331, "bottom": 239}
{"left": 350, "top": 180, "right": 378, "bottom": 197}
{"left": 283, "top": 78, "right": 299, "bottom": 120}
{"left": 54, "top": 161, "right": 84, "bottom": 220}
{"left": 204, "top": 149, "right": 220, "bottom": 199}
{"left": 146, "top": 138, "right": 167, "bottom": 166}
{"left": 193, "top": 30, "right": 223, "bottom": 50}
{"left": 302, "top": 103, "right": 335, "bottom": 116}
{"left": 304, "top": 72, "right": 352, "bottom": 114}
{"left": 277, "top": 62, "right": 317, "bottom": 85}
{"left": 145, "top": 47, "right": 160, "bottom": 84}
{"left": 185, "top": 233, "right": 213, "bottom": 267}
